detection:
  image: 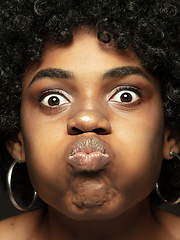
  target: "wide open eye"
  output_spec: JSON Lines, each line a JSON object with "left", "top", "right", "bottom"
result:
{"left": 111, "top": 88, "right": 140, "bottom": 104}
{"left": 40, "top": 92, "right": 69, "bottom": 107}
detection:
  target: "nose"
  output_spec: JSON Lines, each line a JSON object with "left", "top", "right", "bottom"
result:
{"left": 67, "top": 110, "right": 111, "bottom": 135}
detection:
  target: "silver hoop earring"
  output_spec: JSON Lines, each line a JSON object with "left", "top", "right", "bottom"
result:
{"left": 169, "top": 151, "right": 180, "bottom": 160}
{"left": 7, "top": 158, "right": 38, "bottom": 211}
{"left": 155, "top": 151, "right": 180, "bottom": 205}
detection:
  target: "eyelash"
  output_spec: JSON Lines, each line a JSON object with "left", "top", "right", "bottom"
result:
{"left": 109, "top": 86, "right": 142, "bottom": 106}
{"left": 38, "top": 89, "right": 70, "bottom": 110}
{"left": 37, "top": 85, "right": 142, "bottom": 112}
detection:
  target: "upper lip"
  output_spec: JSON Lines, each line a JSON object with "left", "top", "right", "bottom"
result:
{"left": 70, "top": 137, "right": 107, "bottom": 155}
{"left": 67, "top": 136, "right": 110, "bottom": 172}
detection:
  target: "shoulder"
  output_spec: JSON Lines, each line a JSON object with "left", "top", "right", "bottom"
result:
{"left": 0, "top": 207, "right": 47, "bottom": 240}
{"left": 152, "top": 207, "right": 180, "bottom": 239}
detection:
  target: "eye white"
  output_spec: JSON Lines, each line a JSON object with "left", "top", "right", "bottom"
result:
{"left": 111, "top": 90, "right": 139, "bottom": 103}
{"left": 41, "top": 93, "right": 68, "bottom": 107}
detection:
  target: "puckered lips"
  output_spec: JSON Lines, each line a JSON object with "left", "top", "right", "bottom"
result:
{"left": 66, "top": 136, "right": 116, "bottom": 209}
{"left": 67, "top": 136, "right": 110, "bottom": 172}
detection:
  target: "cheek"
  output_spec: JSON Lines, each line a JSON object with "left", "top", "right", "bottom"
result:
{"left": 24, "top": 141, "right": 72, "bottom": 206}
{"left": 20, "top": 112, "right": 71, "bottom": 202}
{"left": 24, "top": 138, "right": 67, "bottom": 195}
{"left": 109, "top": 103, "right": 164, "bottom": 200}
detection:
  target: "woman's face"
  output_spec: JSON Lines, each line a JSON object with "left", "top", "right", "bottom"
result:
{"left": 20, "top": 31, "right": 165, "bottom": 220}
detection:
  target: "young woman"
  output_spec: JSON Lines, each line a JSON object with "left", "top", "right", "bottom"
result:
{"left": 0, "top": 0, "right": 180, "bottom": 239}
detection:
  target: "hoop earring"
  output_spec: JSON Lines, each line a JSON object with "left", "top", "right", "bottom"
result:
{"left": 7, "top": 158, "right": 38, "bottom": 211}
{"left": 155, "top": 151, "right": 180, "bottom": 205}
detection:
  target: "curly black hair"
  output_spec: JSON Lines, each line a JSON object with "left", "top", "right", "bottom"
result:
{"left": 0, "top": 0, "right": 180, "bottom": 207}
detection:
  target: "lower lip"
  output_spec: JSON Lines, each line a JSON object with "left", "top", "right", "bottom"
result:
{"left": 68, "top": 152, "right": 110, "bottom": 172}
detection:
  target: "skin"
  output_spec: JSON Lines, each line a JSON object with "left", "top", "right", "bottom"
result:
{"left": 1, "top": 30, "right": 180, "bottom": 240}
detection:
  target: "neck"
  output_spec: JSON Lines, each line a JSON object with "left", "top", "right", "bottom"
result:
{"left": 44, "top": 198, "right": 157, "bottom": 240}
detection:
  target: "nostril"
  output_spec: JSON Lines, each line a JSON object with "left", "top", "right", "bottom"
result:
{"left": 70, "top": 127, "right": 107, "bottom": 135}
{"left": 71, "top": 127, "right": 84, "bottom": 135}
{"left": 92, "top": 128, "right": 107, "bottom": 135}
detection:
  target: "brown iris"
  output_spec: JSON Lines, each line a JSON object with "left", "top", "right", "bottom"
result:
{"left": 120, "top": 92, "right": 132, "bottom": 102}
{"left": 48, "top": 96, "right": 60, "bottom": 106}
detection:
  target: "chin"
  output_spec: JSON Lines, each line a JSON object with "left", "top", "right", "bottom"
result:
{"left": 63, "top": 195, "right": 125, "bottom": 221}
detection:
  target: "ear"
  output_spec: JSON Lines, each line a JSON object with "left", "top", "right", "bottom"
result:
{"left": 5, "top": 131, "right": 26, "bottom": 162}
{"left": 163, "top": 123, "right": 180, "bottom": 160}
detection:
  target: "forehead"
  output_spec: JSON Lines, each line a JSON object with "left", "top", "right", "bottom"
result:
{"left": 22, "top": 30, "right": 155, "bottom": 88}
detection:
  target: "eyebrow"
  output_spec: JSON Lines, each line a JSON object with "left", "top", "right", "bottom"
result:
{"left": 28, "top": 66, "right": 151, "bottom": 88}
{"left": 102, "top": 66, "right": 151, "bottom": 82}
{"left": 28, "top": 68, "right": 75, "bottom": 87}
